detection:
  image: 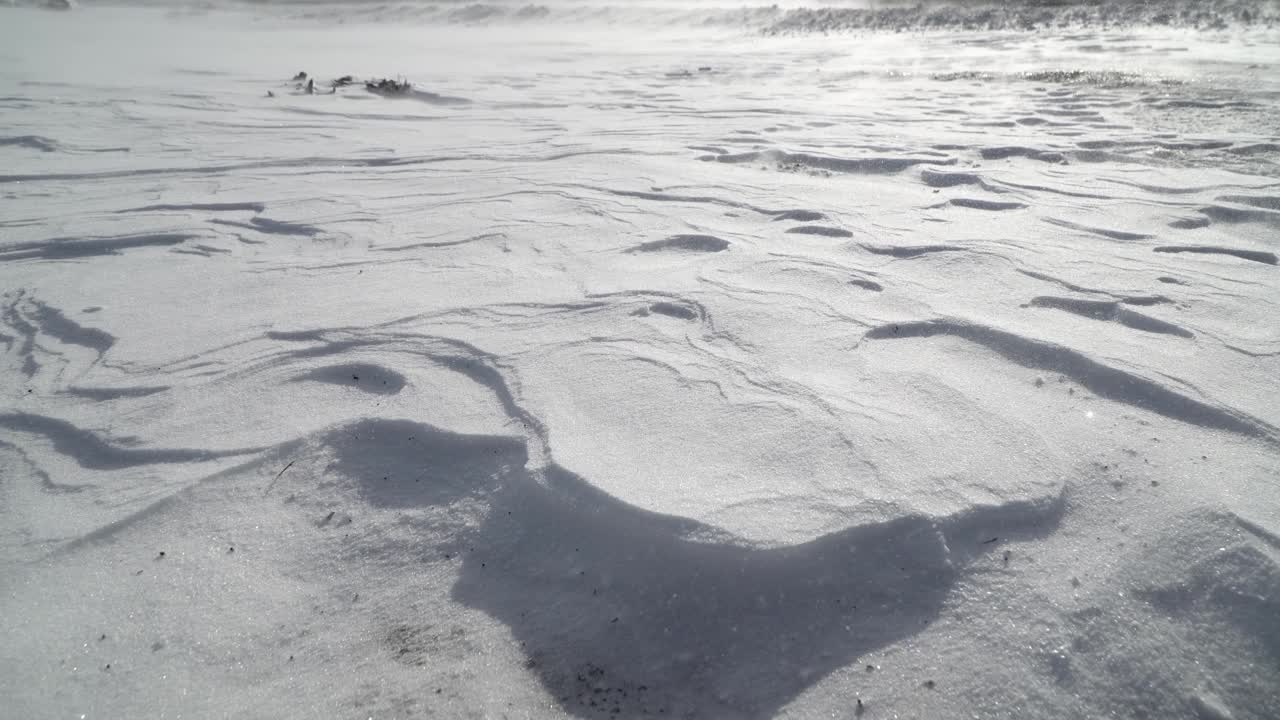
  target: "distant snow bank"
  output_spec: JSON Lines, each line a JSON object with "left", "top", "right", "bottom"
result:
{"left": 767, "top": 0, "right": 1280, "bottom": 33}
{"left": 5, "top": 0, "right": 74, "bottom": 9}
{"left": 30, "top": 0, "right": 1280, "bottom": 31}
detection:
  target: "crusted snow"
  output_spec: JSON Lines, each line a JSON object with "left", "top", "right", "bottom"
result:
{"left": 1, "top": 2, "right": 1278, "bottom": 718}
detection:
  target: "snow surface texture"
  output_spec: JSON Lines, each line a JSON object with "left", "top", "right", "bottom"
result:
{"left": 1, "top": 1, "right": 1279, "bottom": 718}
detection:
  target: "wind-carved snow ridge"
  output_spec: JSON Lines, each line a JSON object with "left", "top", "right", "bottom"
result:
{"left": 1028, "top": 296, "right": 1194, "bottom": 338}
{"left": 709, "top": 149, "right": 958, "bottom": 175}
{"left": 1, "top": 290, "right": 115, "bottom": 378}
{"left": 28, "top": 391, "right": 1063, "bottom": 718}
{"left": 5, "top": 294, "right": 1070, "bottom": 712}
{"left": 0, "top": 233, "right": 199, "bottom": 262}
{"left": 864, "top": 319, "right": 1279, "bottom": 443}
{"left": 449, "top": 432, "right": 1063, "bottom": 719}
{"left": 262, "top": 326, "right": 557, "bottom": 469}
{"left": 0, "top": 413, "right": 263, "bottom": 469}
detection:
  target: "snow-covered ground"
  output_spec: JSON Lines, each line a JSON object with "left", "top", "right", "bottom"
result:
{"left": 2, "top": 1, "right": 1279, "bottom": 718}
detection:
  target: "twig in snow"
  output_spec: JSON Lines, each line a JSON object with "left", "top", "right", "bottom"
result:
{"left": 274, "top": 460, "right": 295, "bottom": 481}
{"left": 264, "top": 460, "right": 295, "bottom": 495}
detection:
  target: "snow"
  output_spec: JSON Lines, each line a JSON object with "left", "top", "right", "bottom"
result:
{"left": 1, "top": 1, "right": 1278, "bottom": 718}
